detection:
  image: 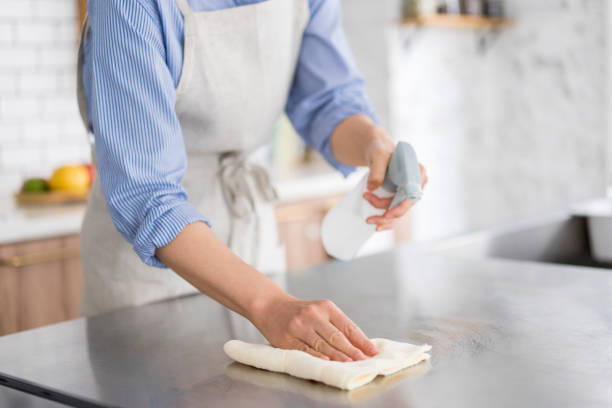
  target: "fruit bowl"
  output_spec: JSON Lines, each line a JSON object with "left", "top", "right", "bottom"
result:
{"left": 14, "top": 190, "right": 90, "bottom": 205}
{"left": 16, "top": 164, "right": 94, "bottom": 206}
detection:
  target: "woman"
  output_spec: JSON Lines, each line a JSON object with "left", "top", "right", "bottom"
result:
{"left": 78, "top": 0, "right": 426, "bottom": 363}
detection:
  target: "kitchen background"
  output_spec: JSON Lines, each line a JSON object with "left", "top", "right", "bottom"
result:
{"left": 1, "top": 0, "right": 610, "bottom": 334}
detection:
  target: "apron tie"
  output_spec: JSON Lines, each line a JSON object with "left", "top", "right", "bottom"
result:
{"left": 218, "top": 151, "right": 278, "bottom": 219}
{"left": 218, "top": 151, "right": 278, "bottom": 268}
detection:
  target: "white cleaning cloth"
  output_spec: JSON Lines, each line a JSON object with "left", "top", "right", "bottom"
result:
{"left": 223, "top": 338, "right": 431, "bottom": 390}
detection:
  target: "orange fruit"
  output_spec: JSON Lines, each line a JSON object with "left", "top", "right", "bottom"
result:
{"left": 48, "top": 165, "right": 91, "bottom": 194}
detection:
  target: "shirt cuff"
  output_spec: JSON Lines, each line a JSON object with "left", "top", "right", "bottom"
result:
{"left": 312, "top": 103, "right": 379, "bottom": 178}
{"left": 133, "top": 201, "right": 211, "bottom": 268}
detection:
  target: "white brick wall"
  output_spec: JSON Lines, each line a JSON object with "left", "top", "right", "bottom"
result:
{"left": 0, "top": 0, "right": 89, "bottom": 193}
{"left": 0, "top": 49, "right": 39, "bottom": 69}
{"left": 0, "top": 23, "right": 14, "bottom": 44}
{"left": 34, "top": 0, "right": 77, "bottom": 19}
{"left": 0, "top": 1, "right": 34, "bottom": 19}
{"left": 15, "top": 22, "right": 57, "bottom": 44}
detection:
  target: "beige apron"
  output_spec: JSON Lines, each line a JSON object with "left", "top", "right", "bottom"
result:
{"left": 78, "top": 0, "right": 310, "bottom": 316}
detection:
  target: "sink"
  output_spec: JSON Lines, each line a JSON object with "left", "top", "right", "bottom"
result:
{"left": 426, "top": 212, "right": 612, "bottom": 269}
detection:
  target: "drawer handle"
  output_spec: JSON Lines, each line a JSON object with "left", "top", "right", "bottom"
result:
{"left": 0, "top": 247, "right": 80, "bottom": 268}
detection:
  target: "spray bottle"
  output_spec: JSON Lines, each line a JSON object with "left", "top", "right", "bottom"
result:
{"left": 321, "top": 142, "right": 423, "bottom": 261}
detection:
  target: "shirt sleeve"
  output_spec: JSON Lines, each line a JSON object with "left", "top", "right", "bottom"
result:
{"left": 83, "top": 0, "right": 210, "bottom": 268}
{"left": 286, "top": 0, "right": 378, "bottom": 177}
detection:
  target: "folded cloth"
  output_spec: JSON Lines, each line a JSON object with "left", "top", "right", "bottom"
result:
{"left": 223, "top": 338, "right": 431, "bottom": 390}
{"left": 226, "top": 355, "right": 432, "bottom": 404}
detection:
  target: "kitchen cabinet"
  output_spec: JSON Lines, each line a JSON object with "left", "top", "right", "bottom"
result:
{"left": 0, "top": 235, "right": 82, "bottom": 336}
{"left": 276, "top": 195, "right": 341, "bottom": 270}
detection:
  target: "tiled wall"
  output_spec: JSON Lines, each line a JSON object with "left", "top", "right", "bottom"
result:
{"left": 391, "top": 0, "right": 609, "bottom": 240}
{"left": 0, "top": 0, "right": 90, "bottom": 192}
{"left": 0, "top": 0, "right": 395, "bottom": 194}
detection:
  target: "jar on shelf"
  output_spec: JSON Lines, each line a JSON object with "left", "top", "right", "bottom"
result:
{"left": 444, "top": 0, "right": 464, "bottom": 15}
{"left": 464, "top": 0, "right": 484, "bottom": 15}
{"left": 402, "top": 0, "right": 419, "bottom": 18}
{"left": 420, "top": 0, "right": 440, "bottom": 16}
{"left": 484, "top": 0, "right": 504, "bottom": 17}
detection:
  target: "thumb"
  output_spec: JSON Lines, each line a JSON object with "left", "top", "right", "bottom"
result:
{"left": 367, "top": 150, "right": 390, "bottom": 191}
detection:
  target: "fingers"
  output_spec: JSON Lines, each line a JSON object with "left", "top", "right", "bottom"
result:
{"left": 378, "top": 224, "right": 394, "bottom": 232}
{"left": 301, "top": 331, "right": 353, "bottom": 362}
{"left": 316, "top": 323, "right": 367, "bottom": 361}
{"left": 288, "top": 339, "right": 330, "bottom": 361}
{"left": 284, "top": 300, "right": 377, "bottom": 362}
{"left": 367, "top": 149, "right": 392, "bottom": 191}
{"left": 327, "top": 304, "right": 378, "bottom": 357}
{"left": 419, "top": 164, "right": 428, "bottom": 189}
{"left": 366, "top": 216, "right": 394, "bottom": 231}
{"left": 363, "top": 192, "right": 393, "bottom": 209}
{"left": 365, "top": 197, "right": 414, "bottom": 231}
{"left": 383, "top": 199, "right": 413, "bottom": 219}
{"left": 366, "top": 198, "right": 412, "bottom": 228}
{"left": 287, "top": 301, "right": 354, "bottom": 362}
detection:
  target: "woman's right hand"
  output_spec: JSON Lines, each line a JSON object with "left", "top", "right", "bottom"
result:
{"left": 156, "top": 223, "right": 376, "bottom": 362}
{"left": 250, "top": 295, "right": 378, "bottom": 362}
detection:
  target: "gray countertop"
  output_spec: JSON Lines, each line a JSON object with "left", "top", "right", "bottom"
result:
{"left": 0, "top": 196, "right": 85, "bottom": 245}
{"left": 0, "top": 248, "right": 611, "bottom": 407}
{"left": 0, "top": 385, "right": 66, "bottom": 407}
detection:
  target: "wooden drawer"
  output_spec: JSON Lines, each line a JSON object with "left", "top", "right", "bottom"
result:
{"left": 276, "top": 195, "right": 341, "bottom": 270}
{"left": 0, "top": 235, "right": 82, "bottom": 336}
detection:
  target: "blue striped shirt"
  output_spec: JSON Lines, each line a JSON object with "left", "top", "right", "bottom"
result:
{"left": 82, "top": 0, "right": 377, "bottom": 267}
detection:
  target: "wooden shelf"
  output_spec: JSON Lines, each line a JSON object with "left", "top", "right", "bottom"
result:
{"left": 77, "top": 0, "right": 87, "bottom": 26}
{"left": 15, "top": 191, "right": 89, "bottom": 206}
{"left": 401, "top": 14, "right": 512, "bottom": 30}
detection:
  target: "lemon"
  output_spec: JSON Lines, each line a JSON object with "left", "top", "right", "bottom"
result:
{"left": 48, "top": 165, "right": 91, "bottom": 194}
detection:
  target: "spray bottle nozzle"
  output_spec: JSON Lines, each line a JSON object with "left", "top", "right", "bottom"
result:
{"left": 381, "top": 142, "right": 423, "bottom": 209}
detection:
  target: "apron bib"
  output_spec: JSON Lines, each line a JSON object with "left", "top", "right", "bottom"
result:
{"left": 78, "top": 0, "right": 309, "bottom": 316}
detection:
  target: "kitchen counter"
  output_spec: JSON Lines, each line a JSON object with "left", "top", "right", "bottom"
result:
{"left": 0, "top": 196, "right": 86, "bottom": 245}
{"left": 0, "top": 170, "right": 362, "bottom": 245}
{"left": 0, "top": 247, "right": 610, "bottom": 407}
{"left": 0, "top": 385, "right": 65, "bottom": 407}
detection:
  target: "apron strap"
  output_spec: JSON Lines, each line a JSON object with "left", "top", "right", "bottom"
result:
{"left": 218, "top": 151, "right": 279, "bottom": 267}
{"left": 76, "top": 15, "right": 92, "bottom": 133}
{"left": 176, "top": 0, "right": 194, "bottom": 16}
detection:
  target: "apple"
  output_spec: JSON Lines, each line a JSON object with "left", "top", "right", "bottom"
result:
{"left": 83, "top": 163, "right": 95, "bottom": 186}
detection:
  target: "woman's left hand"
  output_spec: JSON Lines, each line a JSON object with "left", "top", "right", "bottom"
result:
{"left": 362, "top": 137, "right": 428, "bottom": 232}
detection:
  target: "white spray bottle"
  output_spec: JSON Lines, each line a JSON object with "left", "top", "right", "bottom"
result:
{"left": 321, "top": 142, "right": 423, "bottom": 261}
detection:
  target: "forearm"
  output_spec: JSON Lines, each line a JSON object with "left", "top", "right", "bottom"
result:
{"left": 330, "top": 114, "right": 395, "bottom": 167}
{"left": 156, "top": 210, "right": 378, "bottom": 362}
{"left": 155, "top": 222, "right": 292, "bottom": 321}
